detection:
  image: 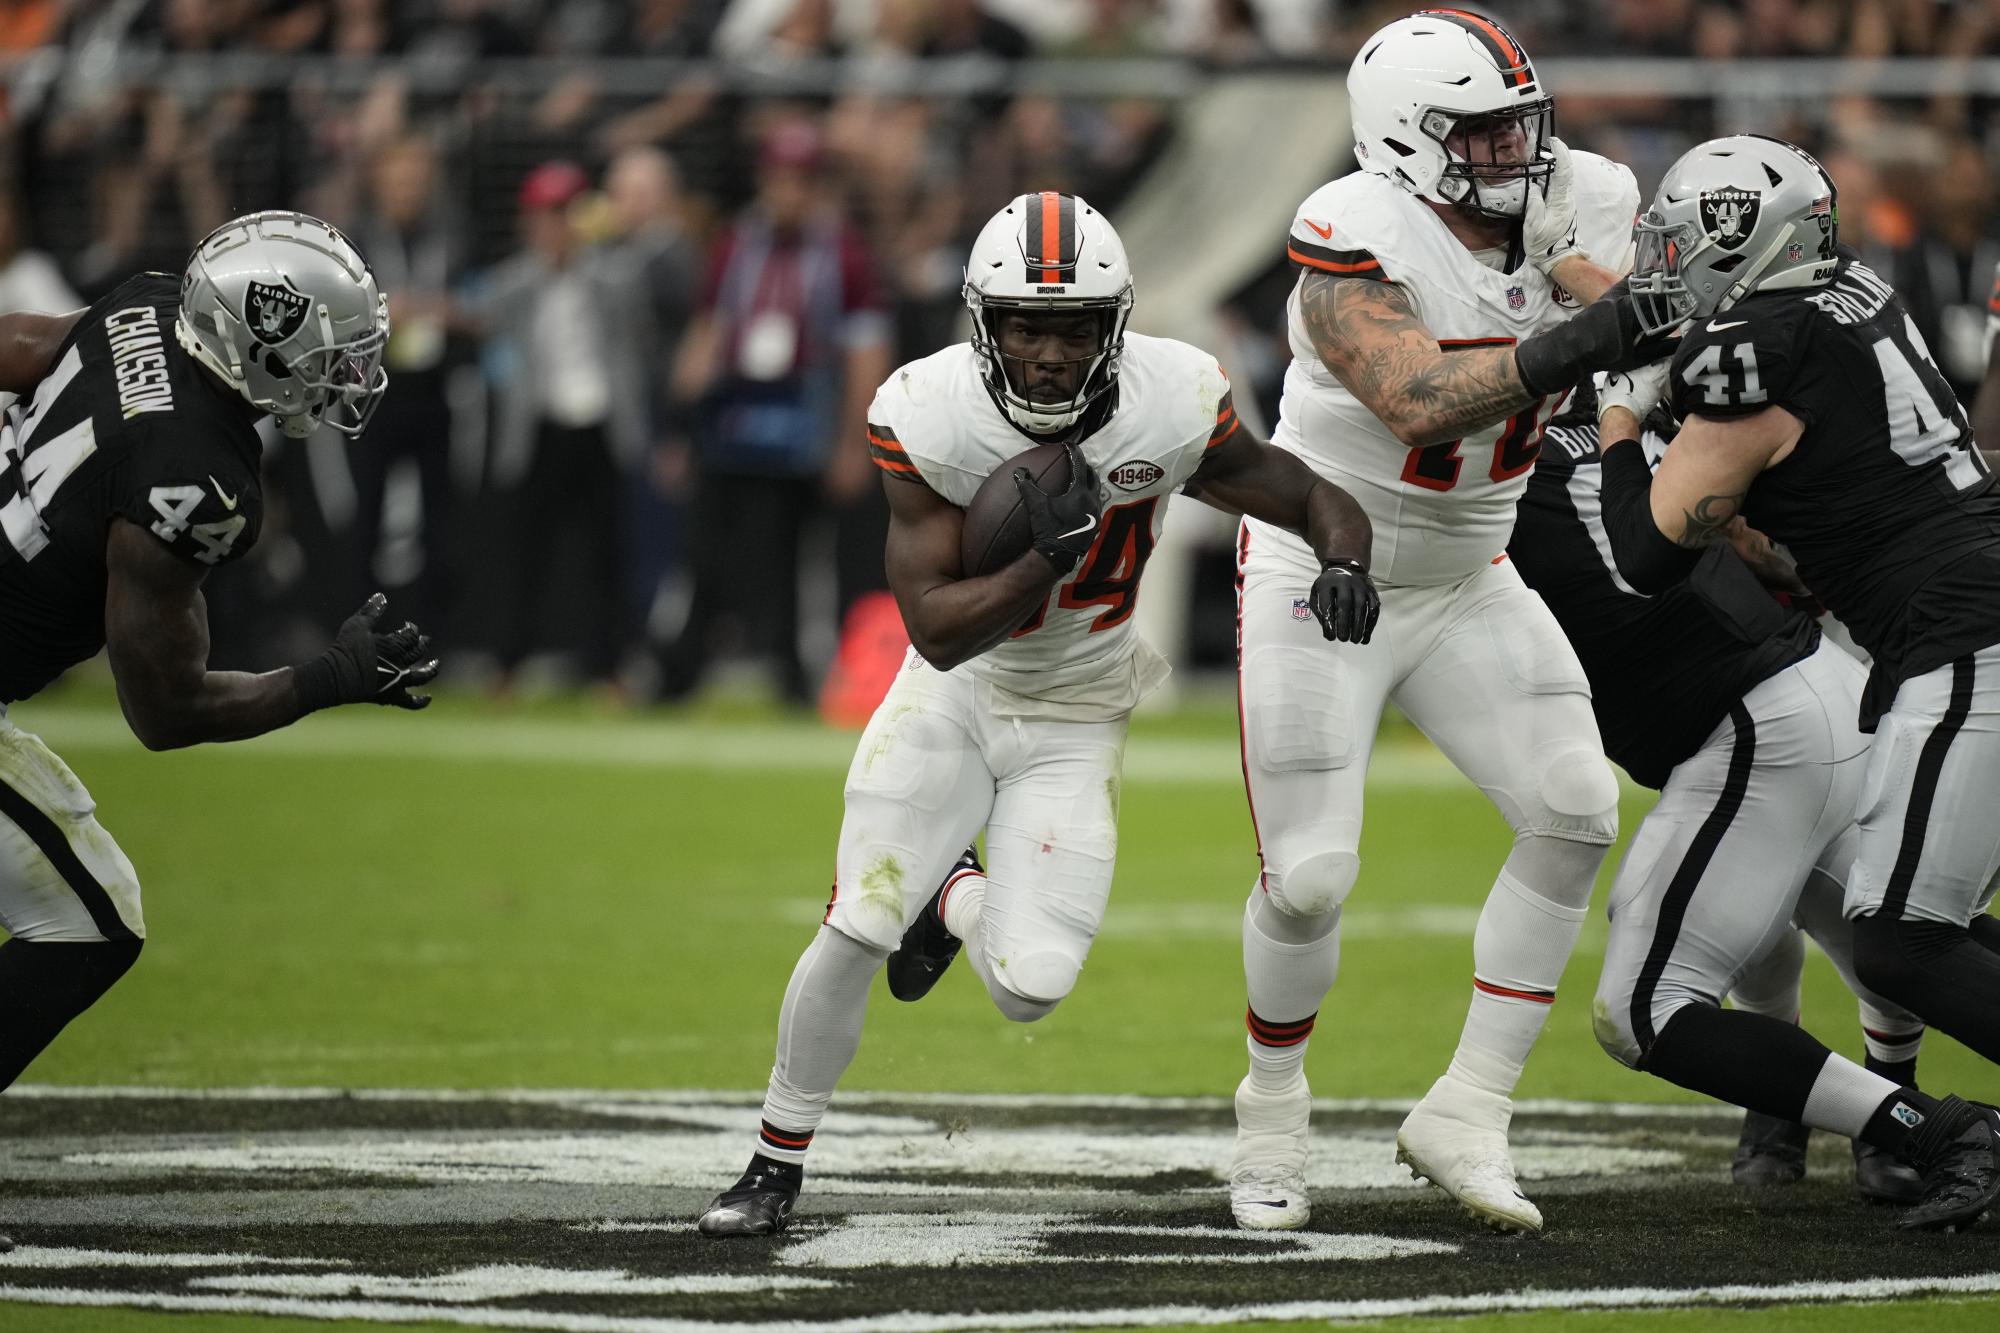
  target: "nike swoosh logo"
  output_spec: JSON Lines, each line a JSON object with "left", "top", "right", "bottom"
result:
{"left": 1059, "top": 514, "right": 1098, "bottom": 541}
{"left": 1706, "top": 319, "right": 1748, "bottom": 332}
{"left": 1248, "top": 1200, "right": 1290, "bottom": 1208}
{"left": 208, "top": 475, "right": 239, "bottom": 510}
{"left": 1302, "top": 218, "right": 1333, "bottom": 240}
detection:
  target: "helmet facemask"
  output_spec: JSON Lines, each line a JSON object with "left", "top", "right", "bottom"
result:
{"left": 1421, "top": 102, "right": 1556, "bottom": 220}
{"left": 1628, "top": 212, "right": 1704, "bottom": 337}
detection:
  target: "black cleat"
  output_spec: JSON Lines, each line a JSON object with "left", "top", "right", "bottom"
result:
{"left": 1732, "top": 1109, "right": 1810, "bottom": 1187}
{"left": 0, "top": 1233, "right": 12, "bottom": 1253}
{"left": 886, "top": 847, "right": 977, "bottom": 1002}
{"left": 1853, "top": 1137, "right": 1924, "bottom": 1205}
{"left": 697, "top": 1158, "right": 802, "bottom": 1238}
{"left": 1899, "top": 1096, "right": 2000, "bottom": 1231}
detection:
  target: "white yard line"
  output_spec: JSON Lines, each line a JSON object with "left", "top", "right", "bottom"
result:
{"left": 0, "top": 1271, "right": 1997, "bottom": 1333}
{"left": 5, "top": 1084, "right": 1737, "bottom": 1119}
{"left": 6, "top": 707, "right": 1508, "bottom": 790}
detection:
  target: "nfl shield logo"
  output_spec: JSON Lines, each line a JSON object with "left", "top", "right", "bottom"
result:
{"left": 1507, "top": 286, "right": 1526, "bottom": 310}
{"left": 1291, "top": 598, "right": 1312, "bottom": 622}
{"left": 1787, "top": 241, "right": 1804, "bottom": 261}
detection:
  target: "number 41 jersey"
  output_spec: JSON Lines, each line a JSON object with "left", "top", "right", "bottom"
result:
{"left": 0, "top": 273, "right": 265, "bottom": 703}
{"left": 867, "top": 332, "right": 1234, "bottom": 716}
{"left": 1667, "top": 252, "right": 2000, "bottom": 726}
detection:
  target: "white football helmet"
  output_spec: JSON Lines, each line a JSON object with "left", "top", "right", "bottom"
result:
{"left": 962, "top": 192, "right": 1133, "bottom": 435}
{"left": 177, "top": 211, "right": 390, "bottom": 439}
{"left": 1348, "top": 9, "right": 1554, "bottom": 220}
{"left": 1629, "top": 135, "right": 1840, "bottom": 336}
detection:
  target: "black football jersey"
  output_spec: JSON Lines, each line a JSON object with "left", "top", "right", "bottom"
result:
{"left": 1666, "top": 252, "right": 2000, "bottom": 726}
{"left": 0, "top": 273, "right": 265, "bottom": 703}
{"left": 1510, "top": 422, "right": 1819, "bottom": 789}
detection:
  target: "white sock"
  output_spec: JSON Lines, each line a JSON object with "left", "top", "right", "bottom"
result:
{"left": 755, "top": 925, "right": 887, "bottom": 1164}
{"left": 1242, "top": 889, "right": 1340, "bottom": 1093}
{"left": 1448, "top": 865, "right": 1589, "bottom": 1095}
{"left": 1801, "top": 1053, "right": 1901, "bottom": 1138}
{"left": 1858, "top": 999, "right": 1925, "bottom": 1066}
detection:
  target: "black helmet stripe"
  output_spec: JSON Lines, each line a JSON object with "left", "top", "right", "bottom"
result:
{"left": 1022, "top": 191, "right": 1079, "bottom": 284}
{"left": 1415, "top": 9, "right": 1534, "bottom": 87}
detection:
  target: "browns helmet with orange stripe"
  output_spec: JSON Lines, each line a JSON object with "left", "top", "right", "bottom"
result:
{"left": 962, "top": 192, "right": 1134, "bottom": 436}
{"left": 1348, "top": 10, "right": 1556, "bottom": 222}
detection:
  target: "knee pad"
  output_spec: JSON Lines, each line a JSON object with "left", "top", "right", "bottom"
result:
{"left": 1534, "top": 745, "right": 1621, "bottom": 842}
{"left": 1266, "top": 849, "right": 1359, "bottom": 919}
{"left": 987, "top": 949, "right": 1080, "bottom": 1024}
{"left": 1591, "top": 991, "right": 1644, "bottom": 1069}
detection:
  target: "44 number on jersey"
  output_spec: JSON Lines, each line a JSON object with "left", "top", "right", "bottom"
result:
{"left": 1015, "top": 497, "right": 1159, "bottom": 637}
{"left": 148, "top": 484, "right": 245, "bottom": 565}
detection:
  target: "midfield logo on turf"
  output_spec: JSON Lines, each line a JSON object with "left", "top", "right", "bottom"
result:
{"left": 0, "top": 1088, "right": 1989, "bottom": 1332}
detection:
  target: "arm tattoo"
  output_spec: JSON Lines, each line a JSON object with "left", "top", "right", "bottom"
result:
{"left": 1676, "top": 492, "right": 1744, "bottom": 549}
{"left": 1297, "top": 272, "right": 1536, "bottom": 444}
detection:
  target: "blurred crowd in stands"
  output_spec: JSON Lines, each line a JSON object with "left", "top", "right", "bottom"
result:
{"left": 0, "top": 0, "right": 1996, "bottom": 704}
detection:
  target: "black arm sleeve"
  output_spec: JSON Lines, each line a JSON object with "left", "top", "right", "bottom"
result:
{"left": 1598, "top": 436, "right": 1701, "bottom": 593}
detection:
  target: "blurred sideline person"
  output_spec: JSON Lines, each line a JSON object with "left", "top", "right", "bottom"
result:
{"left": 659, "top": 121, "right": 891, "bottom": 705}
{"left": 696, "top": 192, "right": 1380, "bottom": 1238}
{"left": 1598, "top": 135, "right": 2000, "bottom": 1221}
{"left": 1971, "top": 258, "right": 2000, "bottom": 466}
{"left": 469, "top": 162, "right": 628, "bottom": 687}
{"left": 343, "top": 133, "right": 466, "bottom": 640}
{"left": 597, "top": 147, "right": 700, "bottom": 670}
{"left": 1510, "top": 400, "right": 1998, "bottom": 1227}
{"left": 1229, "top": 10, "right": 1666, "bottom": 1236}
{"left": 0, "top": 212, "right": 438, "bottom": 1248}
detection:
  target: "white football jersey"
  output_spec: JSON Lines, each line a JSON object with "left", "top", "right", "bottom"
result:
{"left": 867, "top": 333, "right": 1234, "bottom": 710}
{"left": 1254, "top": 150, "right": 1640, "bottom": 586}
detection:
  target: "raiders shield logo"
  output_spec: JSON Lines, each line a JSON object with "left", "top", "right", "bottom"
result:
{"left": 243, "top": 280, "right": 310, "bottom": 346}
{"left": 1699, "top": 189, "right": 1761, "bottom": 251}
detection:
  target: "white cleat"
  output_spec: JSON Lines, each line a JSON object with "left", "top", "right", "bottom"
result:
{"left": 1228, "top": 1073, "right": 1312, "bottom": 1231}
{"left": 1395, "top": 1075, "right": 1543, "bottom": 1235}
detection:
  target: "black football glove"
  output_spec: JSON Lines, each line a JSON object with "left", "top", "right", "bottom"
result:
{"left": 1013, "top": 442, "right": 1101, "bottom": 574}
{"left": 1308, "top": 559, "right": 1380, "bottom": 644}
{"left": 294, "top": 593, "right": 440, "bottom": 714}
{"left": 1514, "top": 277, "right": 1680, "bottom": 397}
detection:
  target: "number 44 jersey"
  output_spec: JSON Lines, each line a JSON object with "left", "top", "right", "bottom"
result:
{"left": 0, "top": 273, "right": 265, "bottom": 703}
{"left": 866, "top": 332, "right": 1234, "bottom": 716}
{"left": 1667, "top": 251, "right": 2000, "bottom": 726}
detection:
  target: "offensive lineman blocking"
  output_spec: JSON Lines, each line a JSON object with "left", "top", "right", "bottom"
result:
{"left": 698, "top": 194, "right": 1379, "bottom": 1237}
{"left": 1229, "top": 10, "right": 1673, "bottom": 1235}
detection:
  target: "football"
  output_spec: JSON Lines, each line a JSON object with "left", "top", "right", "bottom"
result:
{"left": 959, "top": 440, "right": 1073, "bottom": 577}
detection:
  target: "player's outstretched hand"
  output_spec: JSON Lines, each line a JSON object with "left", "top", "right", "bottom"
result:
{"left": 1523, "top": 138, "right": 1582, "bottom": 276}
{"left": 295, "top": 592, "right": 441, "bottom": 714}
{"left": 1309, "top": 559, "right": 1380, "bottom": 645}
{"left": 1013, "top": 441, "right": 1102, "bottom": 574}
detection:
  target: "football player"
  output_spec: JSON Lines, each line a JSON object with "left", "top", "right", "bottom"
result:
{"left": 1597, "top": 134, "right": 2000, "bottom": 1201}
{"left": 1229, "top": 9, "right": 1669, "bottom": 1235}
{"left": 0, "top": 211, "right": 437, "bottom": 1248}
{"left": 696, "top": 192, "right": 1380, "bottom": 1238}
{"left": 1511, "top": 395, "right": 1998, "bottom": 1229}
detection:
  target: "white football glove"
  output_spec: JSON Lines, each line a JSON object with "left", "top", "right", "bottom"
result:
{"left": 1523, "top": 138, "right": 1583, "bottom": 277}
{"left": 1595, "top": 362, "right": 1671, "bottom": 428}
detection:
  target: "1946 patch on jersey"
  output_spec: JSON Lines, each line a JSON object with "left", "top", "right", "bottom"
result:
{"left": 243, "top": 280, "right": 310, "bottom": 345}
{"left": 1108, "top": 460, "right": 1165, "bottom": 491}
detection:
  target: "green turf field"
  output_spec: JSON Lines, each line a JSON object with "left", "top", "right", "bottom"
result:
{"left": 0, "top": 681, "right": 1994, "bottom": 1331}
